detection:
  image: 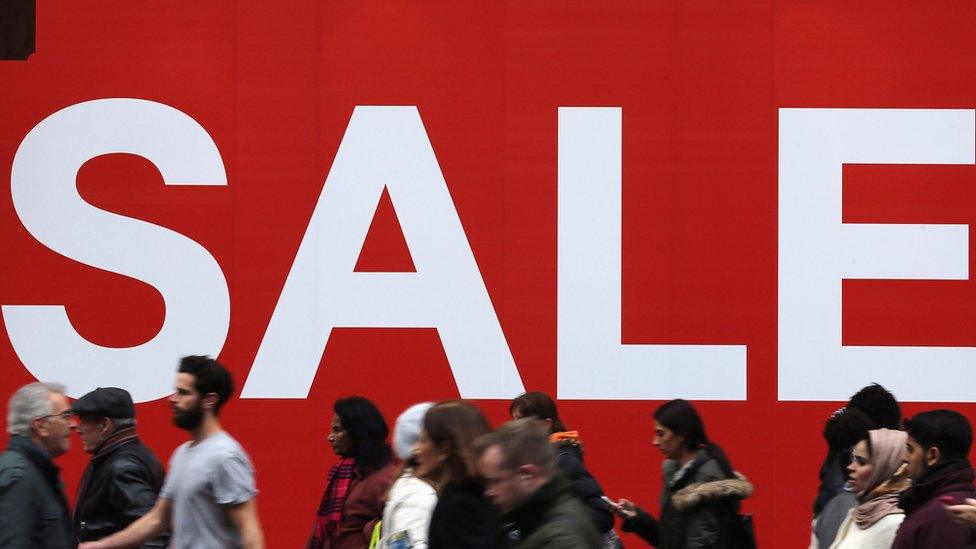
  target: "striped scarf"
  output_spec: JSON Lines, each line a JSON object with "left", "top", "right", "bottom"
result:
{"left": 307, "top": 457, "right": 357, "bottom": 549}
{"left": 76, "top": 426, "right": 140, "bottom": 503}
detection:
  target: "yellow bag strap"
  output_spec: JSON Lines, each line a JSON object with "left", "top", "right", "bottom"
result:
{"left": 368, "top": 520, "right": 382, "bottom": 549}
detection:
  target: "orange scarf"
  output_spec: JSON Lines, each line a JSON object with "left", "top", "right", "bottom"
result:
{"left": 549, "top": 430, "right": 580, "bottom": 443}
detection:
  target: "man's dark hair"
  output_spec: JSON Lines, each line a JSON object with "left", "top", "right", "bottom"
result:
{"left": 334, "top": 396, "right": 392, "bottom": 475}
{"left": 848, "top": 383, "right": 901, "bottom": 430}
{"left": 823, "top": 407, "right": 874, "bottom": 478}
{"left": 823, "top": 408, "right": 874, "bottom": 454}
{"left": 475, "top": 418, "right": 555, "bottom": 476}
{"left": 904, "top": 409, "right": 972, "bottom": 462}
{"left": 178, "top": 355, "right": 234, "bottom": 414}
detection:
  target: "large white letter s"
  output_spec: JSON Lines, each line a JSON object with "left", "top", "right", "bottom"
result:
{"left": 4, "top": 99, "right": 230, "bottom": 402}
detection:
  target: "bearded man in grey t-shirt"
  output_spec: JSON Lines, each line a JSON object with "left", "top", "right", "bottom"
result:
{"left": 79, "top": 356, "right": 265, "bottom": 549}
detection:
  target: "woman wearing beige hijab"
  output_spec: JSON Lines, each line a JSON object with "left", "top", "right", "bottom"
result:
{"left": 830, "top": 428, "right": 911, "bottom": 549}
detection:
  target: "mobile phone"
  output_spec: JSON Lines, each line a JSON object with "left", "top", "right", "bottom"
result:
{"left": 942, "top": 496, "right": 957, "bottom": 505}
{"left": 601, "top": 495, "right": 623, "bottom": 510}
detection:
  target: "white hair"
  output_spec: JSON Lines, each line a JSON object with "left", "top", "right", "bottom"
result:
{"left": 7, "top": 382, "right": 67, "bottom": 436}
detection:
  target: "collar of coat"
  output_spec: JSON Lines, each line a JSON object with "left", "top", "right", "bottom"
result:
{"left": 90, "top": 426, "right": 139, "bottom": 463}
{"left": 5, "top": 435, "right": 68, "bottom": 509}
{"left": 7, "top": 434, "right": 59, "bottom": 479}
{"left": 505, "top": 474, "right": 576, "bottom": 533}
{"left": 899, "top": 458, "right": 975, "bottom": 514}
{"left": 670, "top": 471, "right": 754, "bottom": 511}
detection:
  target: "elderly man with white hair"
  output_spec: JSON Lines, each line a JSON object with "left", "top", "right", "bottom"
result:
{"left": 0, "top": 381, "right": 77, "bottom": 548}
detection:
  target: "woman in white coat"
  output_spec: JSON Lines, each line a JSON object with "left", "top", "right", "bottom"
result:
{"left": 380, "top": 402, "right": 437, "bottom": 548}
{"left": 829, "top": 428, "right": 910, "bottom": 549}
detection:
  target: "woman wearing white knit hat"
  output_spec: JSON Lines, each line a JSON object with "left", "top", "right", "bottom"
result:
{"left": 380, "top": 402, "right": 436, "bottom": 548}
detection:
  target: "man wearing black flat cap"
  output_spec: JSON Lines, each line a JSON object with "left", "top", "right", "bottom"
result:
{"left": 72, "top": 387, "right": 169, "bottom": 548}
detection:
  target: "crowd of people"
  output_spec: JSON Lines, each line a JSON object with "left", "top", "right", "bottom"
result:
{"left": 808, "top": 384, "right": 976, "bottom": 549}
{"left": 3, "top": 357, "right": 976, "bottom": 549}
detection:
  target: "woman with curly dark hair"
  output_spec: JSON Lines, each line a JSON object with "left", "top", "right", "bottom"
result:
{"left": 414, "top": 400, "right": 510, "bottom": 549}
{"left": 308, "top": 396, "right": 396, "bottom": 549}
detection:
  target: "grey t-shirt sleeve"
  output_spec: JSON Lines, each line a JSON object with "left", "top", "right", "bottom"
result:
{"left": 210, "top": 450, "right": 257, "bottom": 506}
{"left": 159, "top": 474, "right": 172, "bottom": 500}
{"left": 158, "top": 445, "right": 184, "bottom": 500}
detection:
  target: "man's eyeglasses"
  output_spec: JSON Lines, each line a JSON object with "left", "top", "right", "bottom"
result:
{"left": 37, "top": 411, "right": 75, "bottom": 422}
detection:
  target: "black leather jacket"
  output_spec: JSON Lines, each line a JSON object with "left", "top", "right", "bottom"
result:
{"left": 74, "top": 431, "right": 169, "bottom": 547}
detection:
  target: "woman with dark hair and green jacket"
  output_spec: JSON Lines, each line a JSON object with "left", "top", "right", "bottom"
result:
{"left": 608, "top": 399, "right": 753, "bottom": 549}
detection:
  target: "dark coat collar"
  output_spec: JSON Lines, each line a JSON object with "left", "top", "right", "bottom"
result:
{"left": 505, "top": 474, "right": 573, "bottom": 536}
{"left": 6, "top": 434, "right": 68, "bottom": 509}
{"left": 667, "top": 450, "right": 711, "bottom": 491}
{"left": 900, "top": 459, "right": 975, "bottom": 514}
{"left": 7, "top": 434, "right": 59, "bottom": 481}
{"left": 89, "top": 426, "right": 139, "bottom": 463}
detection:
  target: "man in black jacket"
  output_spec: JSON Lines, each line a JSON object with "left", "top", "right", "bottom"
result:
{"left": 72, "top": 387, "right": 169, "bottom": 547}
{"left": 0, "top": 381, "right": 77, "bottom": 548}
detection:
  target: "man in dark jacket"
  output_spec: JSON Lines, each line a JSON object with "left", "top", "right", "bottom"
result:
{"left": 0, "top": 381, "right": 77, "bottom": 548}
{"left": 477, "top": 418, "right": 601, "bottom": 549}
{"left": 72, "top": 387, "right": 169, "bottom": 547}
{"left": 893, "top": 409, "right": 976, "bottom": 549}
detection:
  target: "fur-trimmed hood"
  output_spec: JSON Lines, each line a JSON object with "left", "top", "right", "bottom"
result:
{"left": 671, "top": 472, "right": 753, "bottom": 511}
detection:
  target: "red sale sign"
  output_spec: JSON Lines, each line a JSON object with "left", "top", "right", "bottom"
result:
{"left": 4, "top": 2, "right": 976, "bottom": 546}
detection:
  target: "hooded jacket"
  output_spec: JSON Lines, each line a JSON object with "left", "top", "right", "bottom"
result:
{"left": 622, "top": 451, "right": 753, "bottom": 549}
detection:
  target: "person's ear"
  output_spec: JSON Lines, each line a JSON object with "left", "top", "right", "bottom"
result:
{"left": 202, "top": 392, "right": 218, "bottom": 411}
{"left": 31, "top": 417, "right": 49, "bottom": 438}
{"left": 925, "top": 446, "right": 941, "bottom": 467}
{"left": 518, "top": 464, "right": 540, "bottom": 481}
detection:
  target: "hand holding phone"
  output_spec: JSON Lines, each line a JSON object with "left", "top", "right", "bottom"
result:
{"left": 602, "top": 496, "right": 637, "bottom": 518}
{"left": 601, "top": 496, "right": 622, "bottom": 511}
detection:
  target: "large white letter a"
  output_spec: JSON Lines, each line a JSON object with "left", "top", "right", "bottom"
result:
{"left": 242, "top": 106, "right": 524, "bottom": 398}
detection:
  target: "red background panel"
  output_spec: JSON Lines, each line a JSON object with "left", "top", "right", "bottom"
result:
{"left": 2, "top": 2, "right": 976, "bottom": 546}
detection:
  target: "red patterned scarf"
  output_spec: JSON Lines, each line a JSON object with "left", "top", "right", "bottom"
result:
{"left": 307, "top": 457, "right": 357, "bottom": 549}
